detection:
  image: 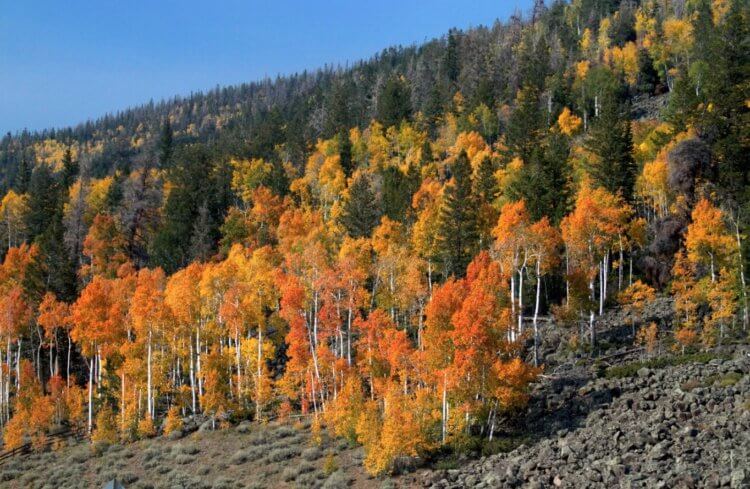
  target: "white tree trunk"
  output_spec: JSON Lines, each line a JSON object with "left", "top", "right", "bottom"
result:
{"left": 88, "top": 358, "right": 94, "bottom": 433}
{"left": 147, "top": 330, "right": 153, "bottom": 419}
{"left": 533, "top": 261, "right": 542, "bottom": 367}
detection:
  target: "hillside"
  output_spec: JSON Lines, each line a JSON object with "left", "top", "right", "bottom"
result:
{"left": 2, "top": 311, "right": 748, "bottom": 488}
{"left": 0, "top": 0, "right": 749, "bottom": 486}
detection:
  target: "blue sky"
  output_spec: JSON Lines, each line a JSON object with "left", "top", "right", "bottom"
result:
{"left": 1, "top": 1, "right": 530, "bottom": 134}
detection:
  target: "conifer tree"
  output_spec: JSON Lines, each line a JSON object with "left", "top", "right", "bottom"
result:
{"left": 437, "top": 151, "right": 478, "bottom": 276}
{"left": 340, "top": 172, "right": 381, "bottom": 239}
{"left": 158, "top": 119, "right": 174, "bottom": 168}
{"left": 506, "top": 85, "right": 544, "bottom": 163}
{"left": 377, "top": 76, "right": 412, "bottom": 128}
{"left": 339, "top": 129, "right": 353, "bottom": 178}
{"left": 585, "top": 95, "right": 636, "bottom": 201}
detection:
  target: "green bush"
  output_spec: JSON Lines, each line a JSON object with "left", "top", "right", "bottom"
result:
{"left": 605, "top": 352, "right": 726, "bottom": 379}
{"left": 718, "top": 372, "right": 743, "bottom": 387}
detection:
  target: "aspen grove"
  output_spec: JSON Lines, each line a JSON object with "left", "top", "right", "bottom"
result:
{"left": 0, "top": 0, "right": 748, "bottom": 476}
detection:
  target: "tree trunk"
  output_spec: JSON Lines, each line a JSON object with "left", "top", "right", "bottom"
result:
{"left": 441, "top": 374, "right": 448, "bottom": 444}
{"left": 256, "top": 326, "right": 262, "bottom": 422}
{"left": 147, "top": 329, "right": 153, "bottom": 419}
{"left": 533, "top": 260, "right": 542, "bottom": 367}
{"left": 88, "top": 357, "right": 94, "bottom": 434}
{"left": 734, "top": 223, "right": 749, "bottom": 330}
{"left": 189, "top": 341, "right": 196, "bottom": 413}
{"left": 518, "top": 266, "right": 525, "bottom": 334}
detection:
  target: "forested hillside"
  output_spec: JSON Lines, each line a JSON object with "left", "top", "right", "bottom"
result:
{"left": 0, "top": 0, "right": 748, "bottom": 478}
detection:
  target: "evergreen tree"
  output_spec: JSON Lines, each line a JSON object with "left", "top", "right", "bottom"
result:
{"left": 473, "top": 156, "right": 498, "bottom": 204}
{"left": 506, "top": 85, "right": 544, "bottom": 163}
{"left": 380, "top": 165, "right": 418, "bottom": 222}
{"left": 584, "top": 96, "right": 636, "bottom": 201}
{"left": 158, "top": 119, "right": 174, "bottom": 167}
{"left": 437, "top": 151, "right": 478, "bottom": 276}
{"left": 636, "top": 49, "right": 659, "bottom": 95}
{"left": 443, "top": 29, "right": 460, "bottom": 86}
{"left": 339, "top": 172, "right": 381, "bottom": 238}
{"left": 507, "top": 130, "right": 572, "bottom": 223}
{"left": 268, "top": 159, "right": 290, "bottom": 197}
{"left": 325, "top": 81, "right": 354, "bottom": 139}
{"left": 377, "top": 76, "right": 412, "bottom": 128}
{"left": 150, "top": 145, "right": 228, "bottom": 272}
{"left": 14, "top": 155, "right": 31, "bottom": 194}
{"left": 339, "top": 129, "right": 353, "bottom": 178}
{"left": 189, "top": 202, "right": 213, "bottom": 262}
{"left": 37, "top": 205, "right": 77, "bottom": 300}
{"left": 25, "top": 163, "right": 60, "bottom": 240}
{"left": 61, "top": 147, "right": 79, "bottom": 189}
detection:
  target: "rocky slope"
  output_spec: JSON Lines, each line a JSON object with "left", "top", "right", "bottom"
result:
{"left": 422, "top": 347, "right": 750, "bottom": 488}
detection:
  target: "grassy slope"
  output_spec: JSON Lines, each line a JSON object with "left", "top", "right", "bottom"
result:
{"left": 0, "top": 419, "right": 411, "bottom": 489}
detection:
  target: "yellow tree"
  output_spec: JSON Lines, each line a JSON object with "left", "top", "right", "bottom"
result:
{"left": 37, "top": 293, "right": 72, "bottom": 381}
{"left": 618, "top": 280, "right": 656, "bottom": 338}
{"left": 561, "top": 184, "right": 631, "bottom": 345}
{"left": 130, "top": 267, "right": 171, "bottom": 421}
{"left": 165, "top": 262, "right": 205, "bottom": 413}
{"left": 411, "top": 179, "right": 443, "bottom": 292}
{"left": 0, "top": 190, "right": 29, "bottom": 249}
{"left": 70, "top": 275, "right": 128, "bottom": 432}
{"left": 527, "top": 218, "right": 561, "bottom": 365}
{"left": 685, "top": 199, "right": 735, "bottom": 283}
{"left": 492, "top": 200, "right": 531, "bottom": 340}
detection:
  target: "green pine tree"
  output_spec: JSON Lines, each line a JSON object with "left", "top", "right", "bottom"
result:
{"left": 473, "top": 156, "right": 498, "bottom": 204}
{"left": 339, "top": 172, "right": 381, "bottom": 239}
{"left": 377, "top": 76, "right": 412, "bottom": 128}
{"left": 339, "top": 129, "right": 353, "bottom": 178}
{"left": 437, "top": 151, "right": 478, "bottom": 277}
{"left": 584, "top": 95, "right": 636, "bottom": 201}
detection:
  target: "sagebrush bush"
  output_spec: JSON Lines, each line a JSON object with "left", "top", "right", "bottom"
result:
{"left": 302, "top": 446, "right": 322, "bottom": 461}
{"left": 323, "top": 452, "right": 338, "bottom": 475}
{"left": 268, "top": 446, "right": 300, "bottom": 462}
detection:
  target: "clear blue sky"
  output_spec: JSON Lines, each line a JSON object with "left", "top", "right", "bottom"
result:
{"left": 1, "top": 0, "right": 531, "bottom": 134}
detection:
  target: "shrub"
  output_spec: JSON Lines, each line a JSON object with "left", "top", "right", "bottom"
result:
{"left": 282, "top": 466, "right": 299, "bottom": 482}
{"left": 138, "top": 416, "right": 156, "bottom": 439}
{"left": 272, "top": 425, "right": 295, "bottom": 440}
{"left": 268, "top": 446, "right": 300, "bottom": 462}
{"left": 302, "top": 446, "right": 322, "bottom": 461}
{"left": 718, "top": 372, "right": 743, "bottom": 387}
{"left": 174, "top": 454, "right": 195, "bottom": 465}
{"left": 92, "top": 405, "right": 118, "bottom": 444}
{"left": 171, "top": 442, "right": 200, "bottom": 456}
{"left": 323, "top": 452, "right": 338, "bottom": 476}
{"left": 230, "top": 448, "right": 251, "bottom": 465}
{"left": 163, "top": 406, "right": 184, "bottom": 436}
{"left": 605, "top": 352, "right": 726, "bottom": 379}
{"left": 90, "top": 441, "right": 111, "bottom": 457}
{"left": 322, "top": 470, "right": 351, "bottom": 489}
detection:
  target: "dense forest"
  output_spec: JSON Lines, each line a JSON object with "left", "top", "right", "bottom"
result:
{"left": 0, "top": 0, "right": 748, "bottom": 476}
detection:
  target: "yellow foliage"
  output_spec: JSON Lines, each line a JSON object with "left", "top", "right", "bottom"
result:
{"left": 138, "top": 416, "right": 156, "bottom": 438}
{"left": 597, "top": 18, "right": 612, "bottom": 56}
{"left": 580, "top": 28, "right": 594, "bottom": 58}
{"left": 231, "top": 158, "right": 272, "bottom": 206}
{"left": 606, "top": 42, "right": 639, "bottom": 85}
{"left": 33, "top": 139, "right": 77, "bottom": 171}
{"left": 92, "top": 404, "right": 119, "bottom": 444}
{"left": 163, "top": 406, "right": 183, "bottom": 435}
{"left": 575, "top": 60, "right": 590, "bottom": 82}
{"left": 636, "top": 322, "right": 659, "bottom": 354}
{"left": 360, "top": 386, "right": 424, "bottom": 476}
{"left": 557, "top": 107, "right": 583, "bottom": 136}
{"left": 663, "top": 18, "right": 694, "bottom": 63}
